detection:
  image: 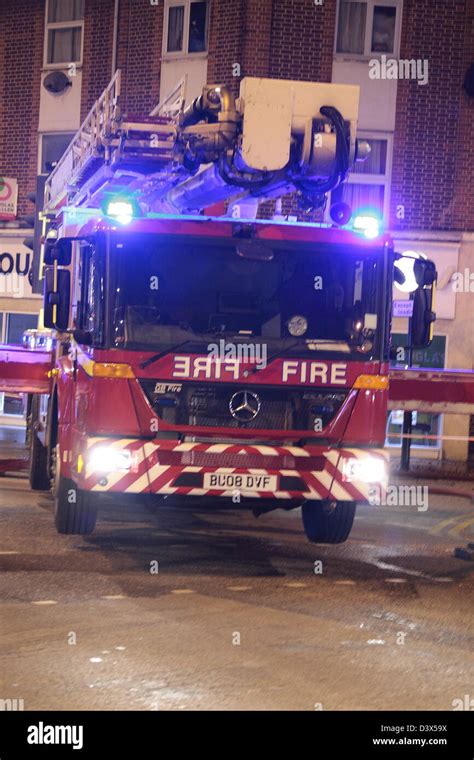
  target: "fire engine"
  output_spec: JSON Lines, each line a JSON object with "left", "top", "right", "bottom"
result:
{"left": 21, "top": 71, "right": 436, "bottom": 543}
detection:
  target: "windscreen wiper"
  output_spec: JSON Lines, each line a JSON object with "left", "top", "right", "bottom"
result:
{"left": 139, "top": 340, "right": 194, "bottom": 370}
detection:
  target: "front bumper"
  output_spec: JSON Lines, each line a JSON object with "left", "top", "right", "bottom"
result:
{"left": 76, "top": 438, "right": 388, "bottom": 503}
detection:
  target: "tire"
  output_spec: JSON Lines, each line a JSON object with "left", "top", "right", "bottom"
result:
{"left": 28, "top": 396, "right": 50, "bottom": 491}
{"left": 302, "top": 500, "right": 356, "bottom": 544}
{"left": 54, "top": 472, "right": 98, "bottom": 535}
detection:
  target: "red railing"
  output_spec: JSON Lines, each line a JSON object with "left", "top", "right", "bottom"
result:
{"left": 388, "top": 368, "right": 474, "bottom": 415}
{"left": 0, "top": 344, "right": 53, "bottom": 394}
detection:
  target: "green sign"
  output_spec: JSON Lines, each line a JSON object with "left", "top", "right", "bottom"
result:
{"left": 390, "top": 334, "right": 446, "bottom": 369}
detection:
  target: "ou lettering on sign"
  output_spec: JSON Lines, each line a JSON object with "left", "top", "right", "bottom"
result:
{"left": 0, "top": 252, "right": 31, "bottom": 276}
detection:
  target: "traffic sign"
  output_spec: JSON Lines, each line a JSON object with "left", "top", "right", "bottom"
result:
{"left": 392, "top": 299, "right": 414, "bottom": 318}
{"left": 0, "top": 177, "right": 18, "bottom": 220}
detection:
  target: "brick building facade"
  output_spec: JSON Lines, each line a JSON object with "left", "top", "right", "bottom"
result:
{"left": 0, "top": 0, "right": 473, "bottom": 458}
{"left": 2, "top": 0, "right": 472, "bottom": 230}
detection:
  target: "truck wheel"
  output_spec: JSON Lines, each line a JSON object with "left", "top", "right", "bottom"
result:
{"left": 301, "top": 500, "right": 356, "bottom": 544}
{"left": 54, "top": 473, "right": 98, "bottom": 535}
{"left": 28, "top": 397, "right": 50, "bottom": 491}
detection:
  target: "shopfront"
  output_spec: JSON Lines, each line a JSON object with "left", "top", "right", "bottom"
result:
{"left": 389, "top": 232, "right": 473, "bottom": 463}
{"left": 0, "top": 229, "right": 41, "bottom": 424}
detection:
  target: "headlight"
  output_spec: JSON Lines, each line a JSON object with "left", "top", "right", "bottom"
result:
{"left": 342, "top": 456, "right": 387, "bottom": 484}
{"left": 88, "top": 447, "right": 132, "bottom": 473}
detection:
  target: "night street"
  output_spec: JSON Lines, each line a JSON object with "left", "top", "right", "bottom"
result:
{"left": 1, "top": 465, "right": 473, "bottom": 711}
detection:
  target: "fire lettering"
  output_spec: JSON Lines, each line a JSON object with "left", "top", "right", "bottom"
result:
{"left": 331, "top": 363, "right": 347, "bottom": 385}
{"left": 309, "top": 363, "right": 328, "bottom": 384}
{"left": 171, "top": 356, "right": 348, "bottom": 385}
{"left": 173, "top": 356, "right": 191, "bottom": 377}
{"left": 192, "top": 356, "right": 212, "bottom": 378}
{"left": 281, "top": 360, "right": 347, "bottom": 385}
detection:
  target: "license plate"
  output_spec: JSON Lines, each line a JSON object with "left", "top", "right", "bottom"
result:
{"left": 203, "top": 473, "right": 278, "bottom": 491}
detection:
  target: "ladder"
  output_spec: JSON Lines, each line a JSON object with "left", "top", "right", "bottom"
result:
{"left": 44, "top": 70, "right": 178, "bottom": 214}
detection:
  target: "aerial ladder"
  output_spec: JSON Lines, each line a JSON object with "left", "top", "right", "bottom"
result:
{"left": 43, "top": 69, "right": 367, "bottom": 223}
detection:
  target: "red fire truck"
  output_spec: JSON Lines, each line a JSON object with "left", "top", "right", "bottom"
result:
{"left": 24, "top": 72, "right": 436, "bottom": 542}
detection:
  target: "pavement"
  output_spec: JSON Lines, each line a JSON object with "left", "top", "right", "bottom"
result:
{"left": 391, "top": 457, "right": 474, "bottom": 482}
{"left": 0, "top": 462, "right": 473, "bottom": 711}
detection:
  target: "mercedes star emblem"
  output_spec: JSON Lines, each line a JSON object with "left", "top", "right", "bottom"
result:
{"left": 229, "top": 390, "right": 261, "bottom": 422}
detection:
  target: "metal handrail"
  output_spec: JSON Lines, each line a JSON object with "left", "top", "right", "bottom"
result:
{"left": 150, "top": 75, "right": 187, "bottom": 118}
{"left": 44, "top": 70, "right": 122, "bottom": 212}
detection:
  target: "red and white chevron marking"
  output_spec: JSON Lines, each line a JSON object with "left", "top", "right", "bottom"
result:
{"left": 81, "top": 438, "right": 388, "bottom": 501}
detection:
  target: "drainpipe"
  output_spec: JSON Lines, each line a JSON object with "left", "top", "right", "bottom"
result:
{"left": 111, "top": 0, "right": 120, "bottom": 78}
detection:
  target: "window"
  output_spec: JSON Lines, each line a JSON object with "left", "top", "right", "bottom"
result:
{"left": 167, "top": 6, "right": 185, "bottom": 52}
{"left": 109, "top": 234, "right": 383, "bottom": 363}
{"left": 335, "top": 0, "right": 401, "bottom": 58}
{"left": 40, "top": 133, "right": 75, "bottom": 174}
{"left": 163, "top": 1, "right": 209, "bottom": 56}
{"left": 0, "top": 392, "right": 26, "bottom": 417}
{"left": 0, "top": 312, "right": 37, "bottom": 418}
{"left": 337, "top": 2, "right": 367, "bottom": 55}
{"left": 6, "top": 313, "right": 38, "bottom": 345}
{"left": 77, "top": 245, "right": 104, "bottom": 343}
{"left": 44, "top": 0, "right": 84, "bottom": 67}
{"left": 330, "top": 134, "right": 392, "bottom": 223}
{"left": 188, "top": 2, "right": 208, "bottom": 52}
{"left": 371, "top": 5, "right": 397, "bottom": 53}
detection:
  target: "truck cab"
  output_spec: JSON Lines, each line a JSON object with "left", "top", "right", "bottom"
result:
{"left": 36, "top": 214, "right": 395, "bottom": 543}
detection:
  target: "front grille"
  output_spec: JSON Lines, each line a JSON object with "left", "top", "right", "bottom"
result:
{"left": 187, "top": 387, "right": 288, "bottom": 429}
{"left": 139, "top": 380, "right": 348, "bottom": 432}
{"left": 156, "top": 449, "right": 326, "bottom": 471}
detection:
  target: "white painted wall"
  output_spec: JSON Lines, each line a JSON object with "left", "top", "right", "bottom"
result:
{"left": 332, "top": 60, "right": 397, "bottom": 132}
{"left": 159, "top": 56, "right": 208, "bottom": 107}
{"left": 38, "top": 69, "right": 83, "bottom": 133}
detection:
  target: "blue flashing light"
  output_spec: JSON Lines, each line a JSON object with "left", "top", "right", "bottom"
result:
{"left": 106, "top": 199, "right": 134, "bottom": 225}
{"left": 352, "top": 208, "right": 382, "bottom": 239}
{"left": 353, "top": 215, "right": 380, "bottom": 239}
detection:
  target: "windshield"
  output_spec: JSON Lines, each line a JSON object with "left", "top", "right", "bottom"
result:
{"left": 108, "top": 234, "right": 383, "bottom": 358}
